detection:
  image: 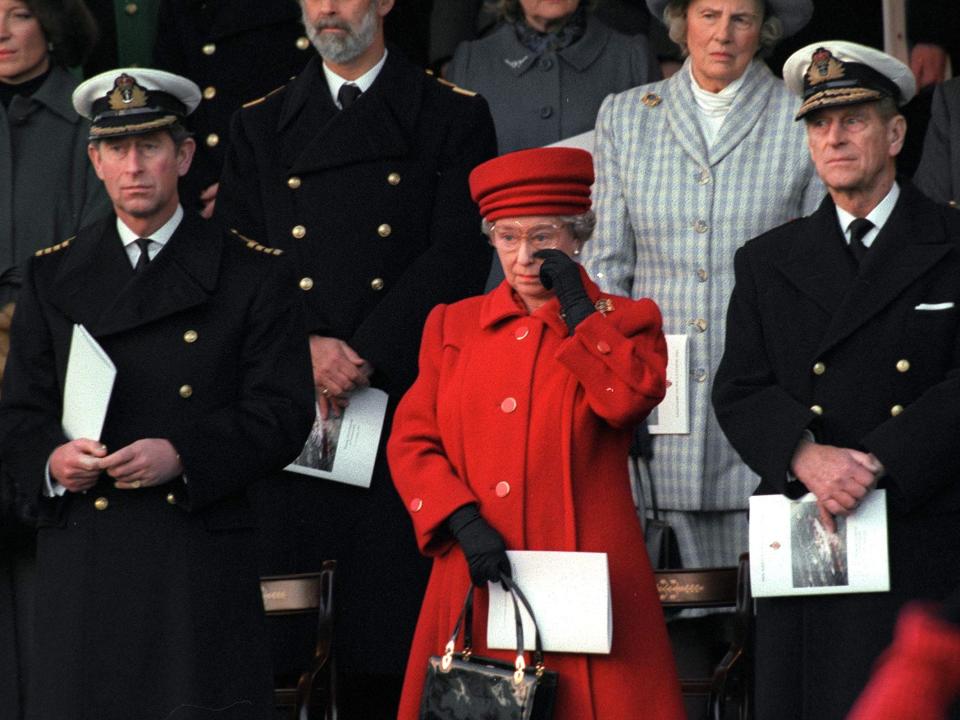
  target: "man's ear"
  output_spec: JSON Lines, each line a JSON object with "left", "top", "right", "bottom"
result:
{"left": 176, "top": 137, "right": 197, "bottom": 178}
{"left": 87, "top": 143, "right": 105, "bottom": 181}
{"left": 377, "top": 0, "right": 395, "bottom": 18}
{"left": 887, "top": 114, "right": 907, "bottom": 158}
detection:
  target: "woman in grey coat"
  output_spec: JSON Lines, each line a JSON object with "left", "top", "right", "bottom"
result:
{"left": 0, "top": 1, "right": 108, "bottom": 717}
{"left": 447, "top": 0, "right": 661, "bottom": 155}
{"left": 582, "top": 0, "right": 821, "bottom": 581}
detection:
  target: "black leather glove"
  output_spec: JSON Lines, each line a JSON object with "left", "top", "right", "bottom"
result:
{"left": 535, "top": 249, "right": 595, "bottom": 332}
{"left": 446, "top": 504, "right": 511, "bottom": 587}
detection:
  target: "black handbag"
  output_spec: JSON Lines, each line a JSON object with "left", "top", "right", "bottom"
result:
{"left": 419, "top": 575, "right": 559, "bottom": 720}
{"left": 630, "top": 426, "right": 682, "bottom": 570}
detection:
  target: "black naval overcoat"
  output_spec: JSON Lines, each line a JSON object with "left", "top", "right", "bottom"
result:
{"left": 0, "top": 212, "right": 315, "bottom": 720}
{"left": 216, "top": 49, "right": 497, "bottom": 677}
{"left": 712, "top": 183, "right": 960, "bottom": 720}
{"left": 152, "top": 0, "right": 313, "bottom": 209}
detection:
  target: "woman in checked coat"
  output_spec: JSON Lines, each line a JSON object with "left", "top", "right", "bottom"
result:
{"left": 388, "top": 147, "right": 684, "bottom": 720}
{"left": 582, "top": 0, "right": 824, "bottom": 573}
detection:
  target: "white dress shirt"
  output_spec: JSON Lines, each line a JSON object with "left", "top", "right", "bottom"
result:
{"left": 117, "top": 204, "right": 183, "bottom": 267}
{"left": 322, "top": 49, "right": 388, "bottom": 109}
{"left": 835, "top": 182, "right": 901, "bottom": 248}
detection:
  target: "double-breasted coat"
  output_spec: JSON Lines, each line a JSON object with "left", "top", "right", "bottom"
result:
{"left": 712, "top": 183, "right": 960, "bottom": 719}
{"left": 914, "top": 76, "right": 960, "bottom": 208}
{"left": 582, "top": 57, "right": 824, "bottom": 568}
{"left": 216, "top": 49, "right": 497, "bottom": 677}
{"left": 447, "top": 18, "right": 659, "bottom": 154}
{"left": 387, "top": 273, "right": 684, "bottom": 720}
{"left": 152, "top": 0, "right": 313, "bottom": 209}
{"left": 0, "top": 211, "right": 315, "bottom": 720}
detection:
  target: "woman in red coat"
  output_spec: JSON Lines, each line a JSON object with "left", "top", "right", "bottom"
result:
{"left": 388, "top": 147, "right": 684, "bottom": 719}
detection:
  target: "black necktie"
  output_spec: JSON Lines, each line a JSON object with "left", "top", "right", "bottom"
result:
{"left": 337, "top": 83, "right": 361, "bottom": 110}
{"left": 134, "top": 238, "right": 153, "bottom": 274}
{"left": 848, "top": 218, "right": 874, "bottom": 263}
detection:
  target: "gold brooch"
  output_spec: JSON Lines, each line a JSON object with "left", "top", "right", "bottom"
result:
{"left": 595, "top": 299, "right": 614, "bottom": 315}
{"left": 641, "top": 92, "right": 661, "bottom": 108}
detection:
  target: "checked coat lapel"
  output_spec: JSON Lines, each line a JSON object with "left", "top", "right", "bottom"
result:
{"left": 663, "top": 58, "right": 777, "bottom": 170}
{"left": 46, "top": 212, "right": 221, "bottom": 339}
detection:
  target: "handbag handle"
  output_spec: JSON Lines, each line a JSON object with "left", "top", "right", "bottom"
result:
{"left": 440, "top": 575, "right": 547, "bottom": 684}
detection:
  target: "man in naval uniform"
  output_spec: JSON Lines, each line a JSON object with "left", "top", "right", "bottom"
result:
{"left": 713, "top": 42, "right": 960, "bottom": 719}
{"left": 216, "top": 0, "right": 497, "bottom": 714}
{"left": 0, "top": 68, "right": 314, "bottom": 720}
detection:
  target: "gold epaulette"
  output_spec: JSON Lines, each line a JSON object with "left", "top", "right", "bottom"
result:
{"left": 230, "top": 229, "right": 284, "bottom": 256}
{"left": 243, "top": 84, "right": 286, "bottom": 109}
{"left": 35, "top": 237, "right": 74, "bottom": 257}
{"left": 431, "top": 74, "right": 478, "bottom": 97}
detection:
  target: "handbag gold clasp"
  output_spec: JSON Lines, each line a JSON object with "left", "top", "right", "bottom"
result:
{"left": 513, "top": 654, "right": 526, "bottom": 685}
{"left": 440, "top": 640, "right": 455, "bottom": 672}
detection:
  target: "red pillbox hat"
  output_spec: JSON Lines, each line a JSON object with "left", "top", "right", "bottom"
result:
{"left": 469, "top": 147, "right": 594, "bottom": 222}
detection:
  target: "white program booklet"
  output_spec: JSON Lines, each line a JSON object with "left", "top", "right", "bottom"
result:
{"left": 749, "top": 490, "right": 890, "bottom": 597}
{"left": 285, "top": 387, "right": 388, "bottom": 489}
{"left": 647, "top": 334, "right": 689, "bottom": 434}
{"left": 487, "top": 550, "right": 612, "bottom": 654}
{"left": 61, "top": 324, "right": 116, "bottom": 440}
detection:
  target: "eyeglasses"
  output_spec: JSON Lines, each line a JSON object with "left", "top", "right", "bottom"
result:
{"left": 489, "top": 221, "right": 569, "bottom": 251}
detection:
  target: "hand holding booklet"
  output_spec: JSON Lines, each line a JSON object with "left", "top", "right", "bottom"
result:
{"left": 749, "top": 490, "right": 890, "bottom": 597}
{"left": 61, "top": 324, "right": 116, "bottom": 441}
{"left": 487, "top": 550, "right": 612, "bottom": 654}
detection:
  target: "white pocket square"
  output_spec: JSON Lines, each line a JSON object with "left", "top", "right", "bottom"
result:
{"left": 914, "top": 302, "right": 955, "bottom": 311}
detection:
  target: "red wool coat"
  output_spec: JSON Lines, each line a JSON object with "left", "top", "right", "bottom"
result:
{"left": 388, "top": 275, "right": 684, "bottom": 720}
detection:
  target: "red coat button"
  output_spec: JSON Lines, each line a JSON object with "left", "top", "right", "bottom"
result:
{"left": 515, "top": 326, "right": 529, "bottom": 340}
{"left": 495, "top": 481, "right": 511, "bottom": 498}
{"left": 409, "top": 498, "right": 423, "bottom": 512}
{"left": 596, "top": 340, "right": 611, "bottom": 354}
{"left": 500, "top": 397, "right": 517, "bottom": 413}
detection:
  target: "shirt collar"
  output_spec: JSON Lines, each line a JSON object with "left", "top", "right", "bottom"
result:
{"left": 116, "top": 204, "right": 184, "bottom": 249}
{"left": 835, "top": 181, "right": 900, "bottom": 248}
{"left": 323, "top": 48, "right": 388, "bottom": 107}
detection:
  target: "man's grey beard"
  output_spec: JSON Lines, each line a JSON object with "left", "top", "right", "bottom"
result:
{"left": 302, "top": 1, "right": 379, "bottom": 64}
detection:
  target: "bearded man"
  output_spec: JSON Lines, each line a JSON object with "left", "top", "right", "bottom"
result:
{"left": 216, "top": 0, "right": 497, "bottom": 715}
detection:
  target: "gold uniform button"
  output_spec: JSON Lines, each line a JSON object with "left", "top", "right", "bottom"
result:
{"left": 166, "top": 492, "right": 177, "bottom": 505}
{"left": 292, "top": 225, "right": 306, "bottom": 239}
{"left": 949, "top": 200, "right": 958, "bottom": 209}
{"left": 299, "top": 277, "right": 314, "bottom": 291}
{"left": 500, "top": 397, "right": 517, "bottom": 413}
{"left": 202, "top": 43, "right": 216, "bottom": 55}
{"left": 370, "top": 277, "right": 384, "bottom": 291}
{"left": 205, "top": 133, "right": 219, "bottom": 147}
{"left": 810, "top": 404, "right": 823, "bottom": 416}
{"left": 890, "top": 404, "right": 904, "bottom": 417}
{"left": 387, "top": 172, "right": 401, "bottom": 186}
{"left": 377, "top": 223, "right": 392, "bottom": 238}
{"left": 183, "top": 330, "right": 198, "bottom": 344}
{"left": 287, "top": 176, "right": 302, "bottom": 189}
{"left": 296, "top": 36, "right": 310, "bottom": 50}
{"left": 813, "top": 362, "right": 826, "bottom": 375}
{"left": 409, "top": 498, "right": 423, "bottom": 512}
{"left": 896, "top": 359, "right": 910, "bottom": 373}
{"left": 179, "top": 384, "right": 193, "bottom": 398}
{"left": 203, "top": 86, "right": 216, "bottom": 100}
{"left": 94, "top": 497, "right": 109, "bottom": 511}
{"left": 125, "top": 2, "right": 137, "bottom": 14}
{"left": 495, "top": 481, "right": 511, "bottom": 498}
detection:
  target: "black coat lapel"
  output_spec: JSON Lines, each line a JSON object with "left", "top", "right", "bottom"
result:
{"left": 815, "top": 183, "right": 952, "bottom": 356}
{"left": 279, "top": 51, "right": 416, "bottom": 173}
{"left": 773, "top": 195, "right": 858, "bottom": 316}
{"left": 49, "top": 213, "right": 222, "bottom": 338}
